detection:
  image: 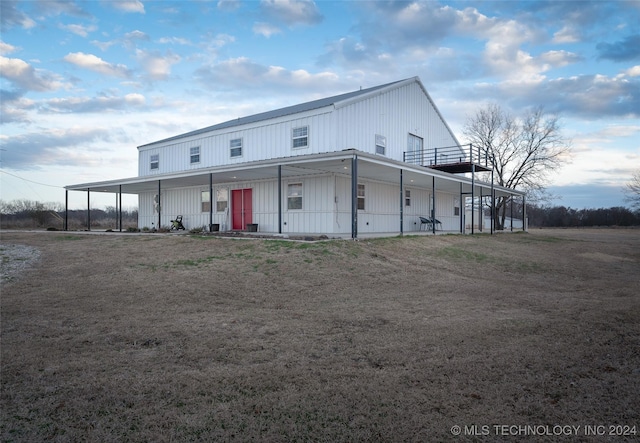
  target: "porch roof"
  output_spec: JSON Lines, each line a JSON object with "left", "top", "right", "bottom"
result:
{"left": 65, "top": 150, "right": 523, "bottom": 198}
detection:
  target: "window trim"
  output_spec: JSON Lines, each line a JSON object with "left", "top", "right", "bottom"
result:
{"left": 190, "top": 146, "right": 201, "bottom": 164}
{"left": 287, "top": 182, "right": 303, "bottom": 210}
{"left": 357, "top": 183, "right": 365, "bottom": 211}
{"left": 230, "top": 138, "right": 243, "bottom": 158}
{"left": 201, "top": 190, "right": 211, "bottom": 213}
{"left": 375, "top": 134, "right": 386, "bottom": 155}
{"left": 150, "top": 153, "right": 159, "bottom": 170}
{"left": 216, "top": 187, "right": 228, "bottom": 213}
{"left": 292, "top": 126, "right": 309, "bottom": 150}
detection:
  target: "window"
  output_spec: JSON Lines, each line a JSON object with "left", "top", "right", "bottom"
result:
{"left": 407, "top": 134, "right": 423, "bottom": 165}
{"left": 201, "top": 191, "right": 210, "bottom": 212}
{"left": 292, "top": 126, "right": 308, "bottom": 149}
{"left": 454, "top": 197, "right": 460, "bottom": 216}
{"left": 405, "top": 189, "right": 411, "bottom": 207}
{"left": 375, "top": 134, "right": 386, "bottom": 155}
{"left": 357, "top": 184, "right": 365, "bottom": 210}
{"left": 150, "top": 154, "right": 159, "bottom": 170}
{"left": 190, "top": 147, "right": 200, "bottom": 164}
{"left": 287, "top": 183, "right": 303, "bottom": 210}
{"left": 230, "top": 138, "right": 242, "bottom": 158}
{"left": 216, "top": 188, "right": 228, "bottom": 212}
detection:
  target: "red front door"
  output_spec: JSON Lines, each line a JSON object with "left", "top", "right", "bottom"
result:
{"left": 231, "top": 188, "right": 252, "bottom": 230}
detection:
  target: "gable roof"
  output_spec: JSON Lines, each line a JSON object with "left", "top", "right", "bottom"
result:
{"left": 138, "top": 77, "right": 417, "bottom": 148}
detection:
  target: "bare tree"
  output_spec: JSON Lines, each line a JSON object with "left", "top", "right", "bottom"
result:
{"left": 624, "top": 170, "right": 640, "bottom": 209}
{"left": 463, "top": 104, "right": 571, "bottom": 229}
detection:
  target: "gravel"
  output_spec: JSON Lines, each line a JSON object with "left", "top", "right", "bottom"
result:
{"left": 0, "top": 244, "right": 41, "bottom": 284}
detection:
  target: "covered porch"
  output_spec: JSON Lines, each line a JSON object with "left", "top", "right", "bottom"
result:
{"left": 65, "top": 150, "right": 525, "bottom": 239}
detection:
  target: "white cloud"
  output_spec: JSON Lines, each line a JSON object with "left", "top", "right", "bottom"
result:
{"left": 253, "top": 22, "right": 282, "bottom": 38}
{"left": 135, "top": 50, "right": 181, "bottom": 80}
{"left": 60, "top": 23, "right": 97, "bottom": 37}
{"left": 0, "top": 41, "right": 18, "bottom": 55}
{"left": 0, "top": 56, "right": 65, "bottom": 91}
{"left": 64, "top": 52, "right": 131, "bottom": 78}
{"left": 624, "top": 65, "right": 640, "bottom": 77}
{"left": 0, "top": 1, "right": 36, "bottom": 31}
{"left": 260, "top": 0, "right": 323, "bottom": 26}
{"left": 110, "top": 0, "right": 145, "bottom": 14}
{"left": 552, "top": 26, "right": 580, "bottom": 43}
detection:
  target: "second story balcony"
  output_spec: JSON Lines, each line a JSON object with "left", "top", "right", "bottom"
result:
{"left": 403, "top": 144, "right": 493, "bottom": 174}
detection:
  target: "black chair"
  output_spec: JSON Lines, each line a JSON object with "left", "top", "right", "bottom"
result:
{"left": 419, "top": 216, "right": 442, "bottom": 231}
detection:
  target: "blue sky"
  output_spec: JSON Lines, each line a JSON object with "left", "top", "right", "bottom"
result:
{"left": 1, "top": 0, "right": 639, "bottom": 210}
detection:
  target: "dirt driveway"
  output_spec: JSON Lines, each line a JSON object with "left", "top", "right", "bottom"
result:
{"left": 1, "top": 229, "right": 639, "bottom": 442}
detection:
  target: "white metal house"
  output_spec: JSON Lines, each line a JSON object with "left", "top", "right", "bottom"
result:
{"left": 66, "top": 77, "right": 525, "bottom": 238}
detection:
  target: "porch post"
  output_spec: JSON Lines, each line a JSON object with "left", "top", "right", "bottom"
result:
{"left": 523, "top": 194, "right": 526, "bottom": 232}
{"left": 157, "top": 180, "right": 161, "bottom": 230}
{"left": 87, "top": 188, "right": 91, "bottom": 231}
{"left": 399, "top": 169, "right": 403, "bottom": 236}
{"left": 209, "top": 173, "right": 213, "bottom": 232}
{"left": 471, "top": 164, "right": 475, "bottom": 235}
{"left": 459, "top": 183, "right": 463, "bottom": 234}
{"left": 278, "top": 165, "right": 282, "bottom": 234}
{"left": 510, "top": 195, "right": 514, "bottom": 232}
{"left": 119, "top": 185, "right": 123, "bottom": 232}
{"left": 478, "top": 186, "right": 483, "bottom": 233}
{"left": 64, "top": 190, "right": 68, "bottom": 231}
{"left": 351, "top": 155, "right": 358, "bottom": 240}
{"left": 490, "top": 170, "right": 494, "bottom": 235}
{"left": 432, "top": 175, "right": 436, "bottom": 234}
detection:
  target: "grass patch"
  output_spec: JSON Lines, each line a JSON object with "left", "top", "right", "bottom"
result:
{"left": 436, "top": 246, "right": 490, "bottom": 263}
{"left": 53, "top": 235, "right": 83, "bottom": 241}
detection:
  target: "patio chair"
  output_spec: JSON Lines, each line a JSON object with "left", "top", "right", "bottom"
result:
{"left": 419, "top": 216, "right": 442, "bottom": 231}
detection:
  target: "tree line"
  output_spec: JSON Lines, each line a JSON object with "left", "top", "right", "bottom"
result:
{"left": 0, "top": 199, "right": 138, "bottom": 230}
{"left": 525, "top": 205, "right": 640, "bottom": 228}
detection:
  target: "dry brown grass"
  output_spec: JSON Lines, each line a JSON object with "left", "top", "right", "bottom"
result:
{"left": 1, "top": 229, "right": 639, "bottom": 442}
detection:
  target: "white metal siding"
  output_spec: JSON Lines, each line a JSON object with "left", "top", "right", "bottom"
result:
{"left": 333, "top": 82, "right": 460, "bottom": 162}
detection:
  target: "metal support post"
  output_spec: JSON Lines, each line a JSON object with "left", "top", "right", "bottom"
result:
{"left": 87, "top": 188, "right": 91, "bottom": 231}
{"left": 399, "top": 169, "right": 404, "bottom": 235}
{"left": 278, "top": 165, "right": 282, "bottom": 234}
{"left": 351, "top": 155, "right": 358, "bottom": 240}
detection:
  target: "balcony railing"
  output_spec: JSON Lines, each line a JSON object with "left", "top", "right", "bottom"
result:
{"left": 403, "top": 144, "right": 492, "bottom": 172}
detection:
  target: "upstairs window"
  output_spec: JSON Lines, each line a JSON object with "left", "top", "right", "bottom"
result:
{"left": 287, "top": 183, "right": 303, "bottom": 210}
{"left": 230, "top": 138, "right": 242, "bottom": 158}
{"left": 150, "top": 154, "right": 159, "bottom": 170}
{"left": 375, "top": 134, "right": 386, "bottom": 155}
{"left": 292, "top": 126, "right": 308, "bottom": 149}
{"left": 357, "top": 184, "right": 365, "bottom": 210}
{"left": 190, "top": 147, "right": 200, "bottom": 164}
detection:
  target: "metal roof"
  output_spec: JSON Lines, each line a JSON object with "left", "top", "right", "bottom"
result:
{"left": 137, "top": 78, "right": 413, "bottom": 148}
